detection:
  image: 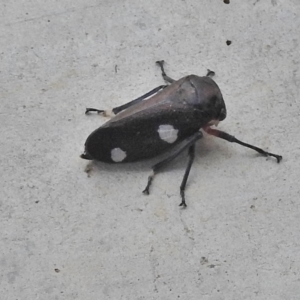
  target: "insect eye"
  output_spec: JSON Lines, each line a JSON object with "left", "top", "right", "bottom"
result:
{"left": 219, "top": 108, "right": 227, "bottom": 121}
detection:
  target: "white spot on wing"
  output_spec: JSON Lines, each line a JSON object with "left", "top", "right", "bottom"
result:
{"left": 111, "top": 148, "right": 126, "bottom": 162}
{"left": 157, "top": 124, "right": 178, "bottom": 143}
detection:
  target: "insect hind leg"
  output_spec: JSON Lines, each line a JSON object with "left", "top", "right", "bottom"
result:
{"left": 204, "top": 127, "right": 282, "bottom": 163}
{"left": 156, "top": 60, "right": 175, "bottom": 83}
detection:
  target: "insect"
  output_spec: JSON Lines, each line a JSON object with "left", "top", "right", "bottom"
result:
{"left": 81, "top": 60, "right": 282, "bottom": 207}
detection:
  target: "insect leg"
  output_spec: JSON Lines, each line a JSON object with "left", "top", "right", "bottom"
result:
{"left": 156, "top": 60, "right": 175, "bottom": 83}
{"left": 85, "top": 85, "right": 167, "bottom": 115}
{"left": 142, "top": 132, "right": 203, "bottom": 204}
{"left": 112, "top": 85, "right": 167, "bottom": 114}
{"left": 206, "top": 69, "right": 215, "bottom": 77}
{"left": 204, "top": 127, "right": 282, "bottom": 163}
{"left": 179, "top": 144, "right": 195, "bottom": 208}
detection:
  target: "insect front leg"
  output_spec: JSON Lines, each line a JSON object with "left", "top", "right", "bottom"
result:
{"left": 206, "top": 69, "right": 215, "bottom": 77}
{"left": 204, "top": 127, "right": 282, "bottom": 163}
{"left": 85, "top": 85, "right": 167, "bottom": 116}
{"left": 143, "top": 131, "right": 203, "bottom": 207}
{"left": 156, "top": 60, "right": 175, "bottom": 83}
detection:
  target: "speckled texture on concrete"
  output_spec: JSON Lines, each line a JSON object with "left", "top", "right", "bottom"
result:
{"left": 1, "top": 0, "right": 300, "bottom": 299}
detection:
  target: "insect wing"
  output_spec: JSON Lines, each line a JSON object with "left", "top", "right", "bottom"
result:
{"left": 85, "top": 103, "right": 205, "bottom": 163}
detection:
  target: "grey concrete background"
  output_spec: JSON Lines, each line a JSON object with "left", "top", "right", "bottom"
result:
{"left": 1, "top": 0, "right": 300, "bottom": 299}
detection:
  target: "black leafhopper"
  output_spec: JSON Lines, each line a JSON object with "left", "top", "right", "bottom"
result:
{"left": 81, "top": 61, "right": 282, "bottom": 207}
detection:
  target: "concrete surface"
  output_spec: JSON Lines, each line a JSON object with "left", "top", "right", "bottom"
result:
{"left": 1, "top": 0, "right": 300, "bottom": 299}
